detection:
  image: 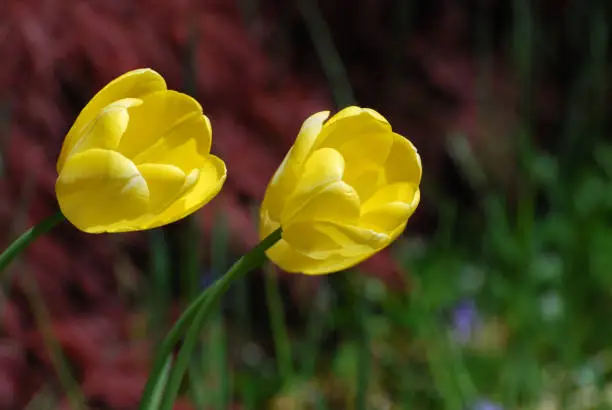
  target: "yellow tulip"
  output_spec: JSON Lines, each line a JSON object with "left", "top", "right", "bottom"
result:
{"left": 55, "top": 68, "right": 226, "bottom": 233}
{"left": 260, "top": 106, "right": 422, "bottom": 275}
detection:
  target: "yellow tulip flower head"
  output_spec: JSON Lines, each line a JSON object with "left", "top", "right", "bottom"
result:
{"left": 56, "top": 68, "right": 226, "bottom": 233}
{"left": 260, "top": 106, "right": 422, "bottom": 275}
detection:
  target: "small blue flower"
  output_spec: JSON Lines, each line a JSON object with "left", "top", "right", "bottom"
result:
{"left": 451, "top": 299, "right": 481, "bottom": 344}
{"left": 472, "top": 399, "right": 503, "bottom": 410}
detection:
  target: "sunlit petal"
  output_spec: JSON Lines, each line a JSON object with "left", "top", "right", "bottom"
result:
{"left": 265, "top": 238, "right": 375, "bottom": 275}
{"left": 118, "top": 90, "right": 207, "bottom": 162}
{"left": 137, "top": 163, "right": 187, "bottom": 212}
{"left": 262, "top": 111, "right": 330, "bottom": 222}
{"left": 144, "top": 155, "right": 226, "bottom": 229}
{"left": 279, "top": 147, "right": 346, "bottom": 222}
{"left": 67, "top": 98, "right": 142, "bottom": 160}
{"left": 56, "top": 149, "right": 149, "bottom": 233}
{"left": 383, "top": 133, "right": 422, "bottom": 185}
{"left": 360, "top": 183, "right": 419, "bottom": 232}
{"left": 316, "top": 106, "right": 391, "bottom": 149}
{"left": 282, "top": 181, "right": 360, "bottom": 227}
{"left": 283, "top": 221, "right": 388, "bottom": 260}
{"left": 57, "top": 69, "right": 166, "bottom": 172}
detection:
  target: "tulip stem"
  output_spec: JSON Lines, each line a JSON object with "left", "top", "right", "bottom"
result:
{"left": 298, "top": 0, "right": 356, "bottom": 107}
{"left": 0, "top": 211, "right": 65, "bottom": 275}
{"left": 139, "top": 227, "right": 283, "bottom": 410}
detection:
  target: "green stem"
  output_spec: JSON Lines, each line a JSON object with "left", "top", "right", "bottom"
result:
{"left": 265, "top": 265, "right": 294, "bottom": 381}
{"left": 22, "top": 269, "right": 87, "bottom": 410}
{"left": 149, "top": 229, "right": 171, "bottom": 342}
{"left": 140, "top": 228, "right": 282, "bottom": 410}
{"left": 0, "top": 212, "right": 65, "bottom": 274}
{"left": 355, "top": 285, "right": 371, "bottom": 410}
{"left": 138, "top": 290, "right": 207, "bottom": 410}
{"left": 297, "top": 0, "right": 355, "bottom": 108}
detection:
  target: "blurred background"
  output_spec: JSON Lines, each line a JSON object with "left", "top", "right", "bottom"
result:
{"left": 1, "top": 0, "right": 611, "bottom": 409}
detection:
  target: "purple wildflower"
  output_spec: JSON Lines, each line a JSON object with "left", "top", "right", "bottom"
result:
{"left": 451, "top": 299, "right": 481, "bottom": 344}
{"left": 472, "top": 399, "right": 503, "bottom": 410}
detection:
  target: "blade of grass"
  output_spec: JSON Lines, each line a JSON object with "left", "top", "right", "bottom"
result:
{"left": 21, "top": 270, "right": 87, "bottom": 410}
{"left": 185, "top": 213, "right": 230, "bottom": 409}
{"left": 234, "top": 255, "right": 251, "bottom": 337}
{"left": 300, "top": 285, "right": 329, "bottom": 378}
{"left": 0, "top": 212, "right": 65, "bottom": 275}
{"left": 242, "top": 380, "right": 258, "bottom": 410}
{"left": 209, "top": 210, "right": 231, "bottom": 409}
{"left": 587, "top": 4, "right": 608, "bottom": 136}
{"left": 150, "top": 228, "right": 282, "bottom": 410}
{"left": 187, "top": 360, "right": 207, "bottom": 408}
{"left": 355, "top": 284, "right": 370, "bottom": 410}
{"left": 1, "top": 170, "right": 36, "bottom": 306}
{"left": 149, "top": 229, "right": 171, "bottom": 342}
{"left": 297, "top": 0, "right": 355, "bottom": 108}
{"left": 264, "top": 263, "right": 294, "bottom": 382}
{"left": 24, "top": 384, "right": 57, "bottom": 410}
{"left": 148, "top": 357, "right": 173, "bottom": 410}
{"left": 179, "top": 216, "right": 201, "bottom": 305}
{"left": 409, "top": 294, "right": 476, "bottom": 410}
{"left": 238, "top": 205, "right": 266, "bottom": 409}
{"left": 210, "top": 317, "right": 230, "bottom": 409}
{"left": 511, "top": 0, "right": 535, "bottom": 255}
{"left": 138, "top": 285, "right": 214, "bottom": 410}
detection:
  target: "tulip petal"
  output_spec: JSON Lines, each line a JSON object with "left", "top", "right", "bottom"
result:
{"left": 360, "top": 183, "right": 420, "bottom": 232}
{"left": 260, "top": 154, "right": 291, "bottom": 223}
{"left": 337, "top": 131, "right": 393, "bottom": 167}
{"left": 325, "top": 106, "right": 364, "bottom": 124}
{"left": 56, "top": 149, "right": 149, "bottom": 233}
{"left": 261, "top": 111, "right": 330, "bottom": 222}
{"left": 259, "top": 208, "right": 281, "bottom": 239}
{"left": 68, "top": 98, "right": 142, "bottom": 158}
{"left": 316, "top": 106, "right": 392, "bottom": 150}
{"left": 265, "top": 238, "right": 375, "bottom": 275}
{"left": 290, "top": 110, "right": 331, "bottom": 166}
{"left": 283, "top": 221, "right": 388, "bottom": 260}
{"left": 383, "top": 133, "right": 422, "bottom": 185}
{"left": 292, "top": 147, "right": 345, "bottom": 196}
{"left": 269, "top": 111, "right": 331, "bottom": 189}
{"left": 137, "top": 163, "right": 186, "bottom": 212}
{"left": 346, "top": 165, "right": 384, "bottom": 203}
{"left": 57, "top": 69, "right": 166, "bottom": 172}
{"left": 281, "top": 181, "right": 360, "bottom": 226}
{"left": 130, "top": 113, "right": 212, "bottom": 175}
{"left": 118, "top": 90, "right": 208, "bottom": 163}
{"left": 326, "top": 107, "right": 390, "bottom": 126}
{"left": 336, "top": 131, "right": 394, "bottom": 201}
{"left": 144, "top": 155, "right": 226, "bottom": 229}
{"left": 280, "top": 147, "right": 349, "bottom": 223}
